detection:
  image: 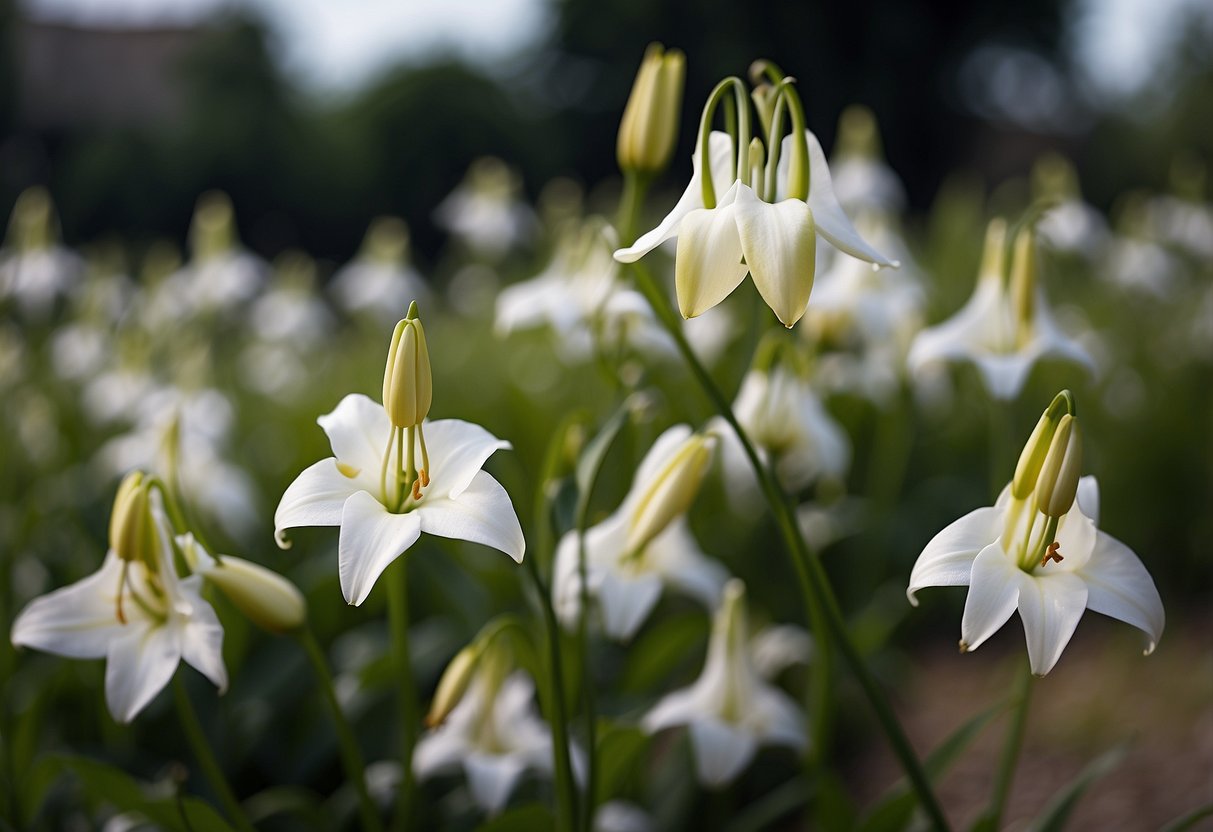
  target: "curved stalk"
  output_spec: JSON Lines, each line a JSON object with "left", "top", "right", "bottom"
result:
{"left": 617, "top": 173, "right": 949, "bottom": 830}
{"left": 387, "top": 558, "right": 419, "bottom": 832}
{"left": 298, "top": 628, "right": 385, "bottom": 832}
{"left": 172, "top": 676, "right": 256, "bottom": 832}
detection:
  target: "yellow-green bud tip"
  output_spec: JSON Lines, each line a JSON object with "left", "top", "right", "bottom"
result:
{"left": 627, "top": 432, "right": 716, "bottom": 553}
{"left": 382, "top": 309, "right": 433, "bottom": 428}
{"left": 1011, "top": 390, "right": 1076, "bottom": 500}
{"left": 426, "top": 645, "right": 481, "bottom": 728}
{"left": 1035, "top": 414, "right": 1082, "bottom": 518}
{"left": 617, "top": 43, "right": 685, "bottom": 176}
{"left": 109, "top": 471, "right": 155, "bottom": 567}
{"left": 203, "top": 556, "right": 307, "bottom": 633}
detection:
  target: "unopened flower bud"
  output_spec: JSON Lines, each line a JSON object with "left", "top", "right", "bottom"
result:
{"left": 617, "top": 43, "right": 685, "bottom": 176}
{"left": 1010, "top": 390, "right": 1073, "bottom": 500}
{"left": 189, "top": 540, "right": 306, "bottom": 633}
{"left": 382, "top": 303, "right": 432, "bottom": 428}
{"left": 426, "top": 643, "right": 480, "bottom": 728}
{"left": 109, "top": 471, "right": 155, "bottom": 567}
{"left": 1009, "top": 227, "right": 1038, "bottom": 346}
{"left": 1035, "top": 414, "right": 1082, "bottom": 518}
{"left": 627, "top": 431, "right": 716, "bottom": 552}
{"left": 978, "top": 218, "right": 1008, "bottom": 285}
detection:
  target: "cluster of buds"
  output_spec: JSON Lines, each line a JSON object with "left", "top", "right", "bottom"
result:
{"left": 380, "top": 301, "right": 434, "bottom": 510}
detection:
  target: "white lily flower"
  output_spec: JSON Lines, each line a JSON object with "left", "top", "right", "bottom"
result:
{"left": 827, "top": 105, "right": 907, "bottom": 217}
{"left": 0, "top": 187, "right": 84, "bottom": 318}
{"left": 414, "top": 669, "right": 572, "bottom": 814}
{"left": 614, "top": 75, "right": 893, "bottom": 328}
{"left": 643, "top": 580, "right": 806, "bottom": 786}
{"left": 907, "top": 219, "right": 1095, "bottom": 400}
{"left": 274, "top": 393, "right": 524, "bottom": 606}
{"left": 10, "top": 488, "right": 227, "bottom": 723}
{"left": 330, "top": 217, "right": 430, "bottom": 325}
{"left": 908, "top": 393, "right": 1164, "bottom": 675}
{"left": 434, "top": 157, "right": 535, "bottom": 258}
{"left": 720, "top": 366, "right": 851, "bottom": 494}
{"left": 495, "top": 219, "right": 675, "bottom": 364}
{"left": 1032, "top": 153, "right": 1109, "bottom": 259}
{"left": 551, "top": 425, "right": 727, "bottom": 641}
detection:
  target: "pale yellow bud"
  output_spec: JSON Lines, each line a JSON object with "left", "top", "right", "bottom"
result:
{"left": 1010, "top": 390, "right": 1072, "bottom": 500}
{"left": 109, "top": 471, "right": 155, "bottom": 567}
{"left": 1009, "top": 227, "right": 1038, "bottom": 347}
{"left": 1035, "top": 414, "right": 1082, "bottom": 518}
{"left": 627, "top": 432, "right": 716, "bottom": 552}
{"left": 617, "top": 43, "right": 686, "bottom": 176}
{"left": 426, "top": 644, "right": 480, "bottom": 728}
{"left": 203, "top": 556, "right": 307, "bottom": 633}
{"left": 382, "top": 304, "right": 432, "bottom": 428}
{"left": 978, "top": 218, "right": 1008, "bottom": 285}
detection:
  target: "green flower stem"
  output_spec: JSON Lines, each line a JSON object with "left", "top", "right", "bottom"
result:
{"left": 171, "top": 676, "right": 256, "bottom": 832}
{"left": 387, "top": 558, "right": 419, "bottom": 832}
{"left": 574, "top": 526, "right": 597, "bottom": 832}
{"left": 523, "top": 555, "right": 580, "bottom": 832}
{"left": 983, "top": 657, "right": 1033, "bottom": 829}
{"left": 617, "top": 172, "right": 949, "bottom": 830}
{"left": 298, "top": 627, "right": 384, "bottom": 832}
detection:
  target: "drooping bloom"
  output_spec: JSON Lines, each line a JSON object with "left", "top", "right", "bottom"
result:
{"left": 10, "top": 475, "right": 227, "bottom": 723}
{"left": 614, "top": 75, "right": 894, "bottom": 328}
{"left": 552, "top": 425, "right": 727, "bottom": 641}
{"left": 330, "top": 217, "right": 430, "bottom": 325}
{"left": 0, "top": 186, "right": 85, "bottom": 318}
{"left": 907, "top": 392, "right": 1164, "bottom": 675}
{"left": 643, "top": 580, "right": 806, "bottom": 786}
{"left": 275, "top": 307, "right": 523, "bottom": 605}
{"left": 907, "top": 218, "right": 1095, "bottom": 400}
{"left": 434, "top": 158, "right": 535, "bottom": 259}
{"left": 414, "top": 649, "right": 577, "bottom": 814}
{"left": 1032, "top": 153, "right": 1109, "bottom": 259}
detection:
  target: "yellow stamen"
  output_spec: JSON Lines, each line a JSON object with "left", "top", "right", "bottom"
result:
{"left": 419, "top": 469, "right": 430, "bottom": 488}
{"left": 412, "top": 479, "right": 423, "bottom": 501}
{"left": 115, "top": 560, "right": 130, "bottom": 624}
{"left": 1041, "top": 542, "right": 1064, "bottom": 566}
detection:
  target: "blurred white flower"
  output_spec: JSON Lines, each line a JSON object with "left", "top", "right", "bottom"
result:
{"left": 908, "top": 219, "right": 1094, "bottom": 400}
{"left": 1101, "top": 235, "right": 1183, "bottom": 300}
{"left": 1032, "top": 154, "right": 1109, "bottom": 259}
{"left": 716, "top": 365, "right": 850, "bottom": 494}
{"left": 434, "top": 157, "right": 535, "bottom": 258}
{"left": 10, "top": 489, "right": 227, "bottom": 723}
{"left": 643, "top": 579, "right": 806, "bottom": 786}
{"left": 414, "top": 669, "right": 572, "bottom": 814}
{"left": 827, "top": 105, "right": 907, "bottom": 217}
{"left": 0, "top": 187, "right": 84, "bottom": 318}
{"left": 330, "top": 217, "right": 430, "bottom": 324}
{"left": 274, "top": 393, "right": 524, "bottom": 606}
{"left": 552, "top": 425, "right": 726, "bottom": 641}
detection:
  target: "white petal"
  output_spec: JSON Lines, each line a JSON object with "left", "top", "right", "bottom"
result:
{"left": 688, "top": 719, "right": 758, "bottom": 787}
{"left": 959, "top": 543, "right": 1021, "bottom": 651}
{"left": 971, "top": 354, "right": 1036, "bottom": 401}
{"left": 674, "top": 185, "right": 749, "bottom": 319}
{"left": 733, "top": 188, "right": 817, "bottom": 327}
{"left": 338, "top": 491, "right": 422, "bottom": 606}
{"left": 417, "top": 470, "right": 524, "bottom": 563}
{"left": 1015, "top": 570, "right": 1088, "bottom": 675}
{"left": 1078, "top": 531, "right": 1164, "bottom": 655}
{"left": 749, "top": 625, "right": 812, "bottom": 679}
{"left": 11, "top": 555, "right": 128, "bottom": 659}
{"left": 748, "top": 685, "right": 808, "bottom": 751}
{"left": 413, "top": 726, "right": 469, "bottom": 780}
{"left": 104, "top": 622, "right": 181, "bottom": 723}
{"left": 798, "top": 130, "right": 895, "bottom": 266}
{"left": 318, "top": 393, "right": 391, "bottom": 477}
{"left": 645, "top": 518, "right": 728, "bottom": 608}
{"left": 907, "top": 507, "right": 1000, "bottom": 604}
{"left": 422, "top": 419, "right": 511, "bottom": 500}
{"left": 614, "top": 132, "right": 734, "bottom": 262}
{"left": 176, "top": 577, "right": 228, "bottom": 694}
{"left": 464, "top": 753, "right": 528, "bottom": 814}
{"left": 598, "top": 571, "right": 663, "bottom": 642}
{"left": 906, "top": 280, "right": 1005, "bottom": 374}
{"left": 628, "top": 425, "right": 694, "bottom": 499}
{"left": 273, "top": 458, "right": 359, "bottom": 547}
{"left": 1075, "top": 475, "right": 1100, "bottom": 524}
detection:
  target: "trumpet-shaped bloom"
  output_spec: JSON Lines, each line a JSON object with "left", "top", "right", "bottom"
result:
{"left": 907, "top": 221, "right": 1094, "bottom": 400}
{"left": 908, "top": 476, "right": 1164, "bottom": 675}
{"left": 274, "top": 393, "right": 524, "bottom": 606}
{"left": 10, "top": 496, "right": 227, "bottom": 723}
{"left": 414, "top": 670, "right": 574, "bottom": 814}
{"left": 551, "top": 425, "right": 728, "bottom": 641}
{"left": 614, "top": 130, "right": 894, "bottom": 327}
{"left": 643, "top": 580, "right": 806, "bottom": 786}
{"left": 718, "top": 366, "right": 851, "bottom": 494}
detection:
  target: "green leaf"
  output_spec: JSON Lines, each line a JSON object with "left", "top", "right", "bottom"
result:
{"left": 574, "top": 403, "right": 631, "bottom": 523}
{"left": 44, "top": 754, "right": 234, "bottom": 832}
{"left": 723, "top": 776, "right": 815, "bottom": 832}
{"left": 859, "top": 699, "right": 1006, "bottom": 832}
{"left": 1026, "top": 745, "right": 1127, "bottom": 832}
{"left": 595, "top": 723, "right": 650, "bottom": 800}
{"left": 1160, "top": 801, "right": 1213, "bottom": 832}
{"left": 476, "top": 802, "right": 555, "bottom": 832}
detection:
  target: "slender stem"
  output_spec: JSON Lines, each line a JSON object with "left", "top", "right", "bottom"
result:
{"left": 616, "top": 173, "right": 649, "bottom": 251}
{"left": 624, "top": 255, "right": 950, "bottom": 831}
{"left": 984, "top": 658, "right": 1034, "bottom": 828}
{"left": 524, "top": 555, "right": 580, "bottom": 832}
{"left": 172, "top": 676, "right": 256, "bottom": 832}
{"left": 387, "top": 558, "right": 419, "bottom": 832}
{"left": 298, "top": 628, "right": 385, "bottom": 832}
{"left": 575, "top": 526, "right": 597, "bottom": 832}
